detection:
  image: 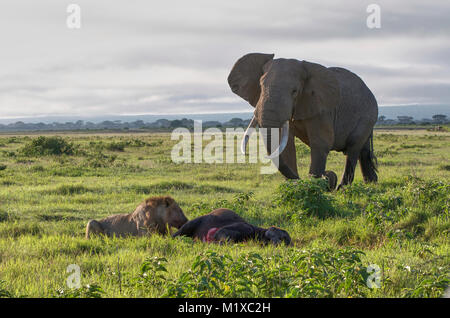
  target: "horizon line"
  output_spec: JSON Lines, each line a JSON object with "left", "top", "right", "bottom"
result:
{"left": 0, "top": 103, "right": 449, "bottom": 121}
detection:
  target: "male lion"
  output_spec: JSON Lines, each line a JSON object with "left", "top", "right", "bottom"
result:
{"left": 86, "top": 196, "right": 188, "bottom": 238}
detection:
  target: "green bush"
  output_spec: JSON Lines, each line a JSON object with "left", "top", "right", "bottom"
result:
{"left": 104, "top": 141, "right": 126, "bottom": 152}
{"left": 135, "top": 249, "right": 369, "bottom": 298}
{"left": 20, "top": 136, "right": 75, "bottom": 156}
{"left": 274, "top": 179, "right": 336, "bottom": 218}
{"left": 84, "top": 152, "right": 117, "bottom": 168}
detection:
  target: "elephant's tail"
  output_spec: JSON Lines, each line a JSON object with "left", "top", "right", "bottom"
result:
{"left": 369, "top": 131, "right": 378, "bottom": 172}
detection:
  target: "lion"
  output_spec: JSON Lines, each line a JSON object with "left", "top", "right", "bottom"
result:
{"left": 85, "top": 196, "right": 188, "bottom": 238}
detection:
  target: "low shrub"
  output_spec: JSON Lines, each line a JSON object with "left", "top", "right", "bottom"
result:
{"left": 104, "top": 141, "right": 126, "bottom": 152}
{"left": 20, "top": 136, "right": 75, "bottom": 156}
{"left": 131, "top": 249, "right": 368, "bottom": 298}
{"left": 274, "top": 179, "right": 336, "bottom": 218}
{"left": 84, "top": 152, "right": 117, "bottom": 168}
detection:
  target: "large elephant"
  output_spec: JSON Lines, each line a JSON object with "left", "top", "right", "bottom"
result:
{"left": 228, "top": 53, "right": 378, "bottom": 189}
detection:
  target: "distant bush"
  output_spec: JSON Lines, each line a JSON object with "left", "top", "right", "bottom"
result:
{"left": 104, "top": 141, "right": 126, "bottom": 152}
{"left": 0, "top": 164, "right": 6, "bottom": 171}
{"left": 87, "top": 139, "right": 148, "bottom": 153}
{"left": 2, "top": 150, "right": 16, "bottom": 157}
{"left": 6, "top": 137, "right": 20, "bottom": 144}
{"left": 20, "top": 136, "right": 75, "bottom": 156}
{"left": 274, "top": 179, "right": 336, "bottom": 218}
{"left": 84, "top": 152, "right": 117, "bottom": 168}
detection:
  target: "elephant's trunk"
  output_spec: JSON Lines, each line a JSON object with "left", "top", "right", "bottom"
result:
{"left": 260, "top": 122, "right": 299, "bottom": 179}
{"left": 265, "top": 120, "right": 289, "bottom": 159}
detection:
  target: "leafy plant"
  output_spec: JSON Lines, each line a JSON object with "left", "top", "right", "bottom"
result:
{"left": 127, "top": 256, "right": 168, "bottom": 295}
{"left": 274, "top": 179, "right": 336, "bottom": 218}
{"left": 84, "top": 151, "right": 117, "bottom": 168}
{"left": 162, "top": 249, "right": 368, "bottom": 298}
{"left": 233, "top": 191, "right": 254, "bottom": 206}
{"left": 401, "top": 271, "right": 449, "bottom": 297}
{"left": 55, "top": 284, "right": 104, "bottom": 298}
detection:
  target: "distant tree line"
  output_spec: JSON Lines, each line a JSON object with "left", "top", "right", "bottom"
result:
{"left": 0, "top": 117, "right": 252, "bottom": 132}
{"left": 376, "top": 114, "right": 448, "bottom": 126}
{"left": 1, "top": 114, "right": 448, "bottom": 132}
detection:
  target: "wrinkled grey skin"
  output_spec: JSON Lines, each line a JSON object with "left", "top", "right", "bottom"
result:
{"left": 228, "top": 53, "right": 378, "bottom": 188}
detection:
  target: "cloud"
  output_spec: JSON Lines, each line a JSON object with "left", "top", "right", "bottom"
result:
{"left": 0, "top": 0, "right": 449, "bottom": 118}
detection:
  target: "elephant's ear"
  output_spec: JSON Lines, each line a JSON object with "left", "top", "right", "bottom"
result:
{"left": 227, "top": 53, "right": 274, "bottom": 107}
{"left": 294, "top": 61, "right": 340, "bottom": 120}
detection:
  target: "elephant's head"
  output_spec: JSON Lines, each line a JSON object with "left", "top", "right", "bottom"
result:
{"left": 228, "top": 53, "right": 340, "bottom": 178}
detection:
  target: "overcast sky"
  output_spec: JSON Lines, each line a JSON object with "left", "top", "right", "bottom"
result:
{"left": 0, "top": 0, "right": 449, "bottom": 119}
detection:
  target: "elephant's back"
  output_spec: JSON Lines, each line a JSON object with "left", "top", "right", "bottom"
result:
{"left": 330, "top": 67, "right": 377, "bottom": 111}
{"left": 329, "top": 67, "right": 378, "bottom": 149}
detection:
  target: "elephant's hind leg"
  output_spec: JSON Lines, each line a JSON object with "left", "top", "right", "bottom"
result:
{"left": 338, "top": 119, "right": 375, "bottom": 189}
{"left": 338, "top": 152, "right": 359, "bottom": 189}
{"left": 359, "top": 138, "right": 378, "bottom": 183}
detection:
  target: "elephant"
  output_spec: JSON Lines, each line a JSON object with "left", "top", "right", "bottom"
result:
{"left": 228, "top": 53, "right": 378, "bottom": 189}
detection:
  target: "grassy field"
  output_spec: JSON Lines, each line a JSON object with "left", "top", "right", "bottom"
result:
{"left": 0, "top": 129, "right": 448, "bottom": 298}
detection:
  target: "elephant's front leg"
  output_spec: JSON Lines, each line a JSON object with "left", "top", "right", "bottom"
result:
{"left": 278, "top": 129, "right": 299, "bottom": 179}
{"left": 302, "top": 115, "right": 335, "bottom": 188}
{"left": 309, "top": 145, "right": 337, "bottom": 190}
{"left": 309, "top": 146, "right": 329, "bottom": 178}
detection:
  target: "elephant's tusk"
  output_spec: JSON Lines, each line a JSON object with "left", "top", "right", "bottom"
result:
{"left": 265, "top": 121, "right": 289, "bottom": 159}
{"left": 240, "top": 115, "right": 258, "bottom": 155}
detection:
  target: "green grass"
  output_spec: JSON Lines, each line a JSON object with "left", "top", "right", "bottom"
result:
{"left": 0, "top": 131, "right": 448, "bottom": 298}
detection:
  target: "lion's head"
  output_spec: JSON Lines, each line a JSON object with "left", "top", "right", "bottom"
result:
{"left": 135, "top": 196, "right": 188, "bottom": 234}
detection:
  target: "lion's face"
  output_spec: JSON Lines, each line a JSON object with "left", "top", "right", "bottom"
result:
{"left": 142, "top": 196, "right": 188, "bottom": 234}
{"left": 165, "top": 202, "right": 188, "bottom": 229}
